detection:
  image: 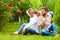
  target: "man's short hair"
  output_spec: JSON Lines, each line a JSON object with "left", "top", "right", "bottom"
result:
{"left": 42, "top": 7, "right": 48, "bottom": 12}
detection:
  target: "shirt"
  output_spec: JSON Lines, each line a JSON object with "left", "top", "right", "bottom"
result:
{"left": 43, "top": 13, "right": 52, "bottom": 30}
{"left": 23, "top": 10, "right": 40, "bottom": 33}
{"left": 38, "top": 12, "right": 52, "bottom": 30}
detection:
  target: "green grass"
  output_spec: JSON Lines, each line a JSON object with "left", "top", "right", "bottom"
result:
{"left": 0, "top": 34, "right": 55, "bottom": 40}
{"left": 0, "top": 22, "right": 60, "bottom": 40}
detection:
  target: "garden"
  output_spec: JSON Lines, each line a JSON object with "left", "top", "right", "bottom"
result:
{"left": 0, "top": 0, "right": 60, "bottom": 40}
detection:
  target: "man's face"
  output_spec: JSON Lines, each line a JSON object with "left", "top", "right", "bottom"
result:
{"left": 42, "top": 9, "right": 47, "bottom": 16}
{"left": 29, "top": 10, "right": 34, "bottom": 17}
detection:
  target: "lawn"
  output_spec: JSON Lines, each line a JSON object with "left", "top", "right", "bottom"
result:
{"left": 0, "top": 22, "right": 60, "bottom": 40}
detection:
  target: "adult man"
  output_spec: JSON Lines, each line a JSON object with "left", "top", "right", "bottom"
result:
{"left": 12, "top": 8, "right": 40, "bottom": 35}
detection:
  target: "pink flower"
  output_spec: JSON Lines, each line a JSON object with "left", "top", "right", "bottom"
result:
{"left": 18, "top": 10, "right": 23, "bottom": 14}
{"left": 8, "top": 3, "right": 13, "bottom": 7}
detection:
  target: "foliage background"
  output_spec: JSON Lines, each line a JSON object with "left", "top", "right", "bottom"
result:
{"left": 0, "top": 0, "right": 60, "bottom": 33}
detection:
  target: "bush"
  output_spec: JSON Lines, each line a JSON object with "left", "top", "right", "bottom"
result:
{"left": 41, "top": 0, "right": 56, "bottom": 11}
{"left": 0, "top": 1, "right": 11, "bottom": 31}
{"left": 0, "top": 0, "right": 42, "bottom": 30}
{"left": 53, "top": 0, "right": 60, "bottom": 26}
{"left": 0, "top": 11, "right": 11, "bottom": 31}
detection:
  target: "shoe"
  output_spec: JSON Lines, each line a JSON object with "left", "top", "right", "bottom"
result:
{"left": 10, "top": 32, "right": 18, "bottom": 35}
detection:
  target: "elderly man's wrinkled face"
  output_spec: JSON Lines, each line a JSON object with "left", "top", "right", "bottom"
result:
{"left": 29, "top": 10, "right": 34, "bottom": 17}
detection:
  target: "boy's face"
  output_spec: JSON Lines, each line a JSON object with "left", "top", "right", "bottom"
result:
{"left": 29, "top": 10, "right": 34, "bottom": 17}
{"left": 42, "top": 9, "right": 47, "bottom": 16}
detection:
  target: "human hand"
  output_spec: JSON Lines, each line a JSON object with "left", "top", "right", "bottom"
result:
{"left": 21, "top": 29, "right": 25, "bottom": 34}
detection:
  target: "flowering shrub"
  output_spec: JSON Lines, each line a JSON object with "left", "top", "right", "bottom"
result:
{"left": 0, "top": 0, "right": 42, "bottom": 31}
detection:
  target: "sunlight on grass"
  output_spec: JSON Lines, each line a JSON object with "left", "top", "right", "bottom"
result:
{"left": 0, "top": 34, "right": 55, "bottom": 40}
{"left": 0, "top": 22, "right": 60, "bottom": 40}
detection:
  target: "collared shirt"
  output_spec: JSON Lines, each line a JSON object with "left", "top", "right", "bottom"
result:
{"left": 23, "top": 10, "right": 40, "bottom": 33}
{"left": 38, "top": 12, "right": 52, "bottom": 30}
{"left": 43, "top": 13, "right": 52, "bottom": 30}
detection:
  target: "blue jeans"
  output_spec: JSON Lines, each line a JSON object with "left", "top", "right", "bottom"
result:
{"left": 41, "top": 23, "right": 58, "bottom": 36}
{"left": 17, "top": 23, "right": 26, "bottom": 34}
{"left": 17, "top": 24, "right": 38, "bottom": 34}
{"left": 24, "top": 28, "right": 38, "bottom": 35}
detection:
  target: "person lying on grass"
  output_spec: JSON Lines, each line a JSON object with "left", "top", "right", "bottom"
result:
{"left": 38, "top": 7, "right": 58, "bottom": 36}
{"left": 12, "top": 8, "right": 41, "bottom": 35}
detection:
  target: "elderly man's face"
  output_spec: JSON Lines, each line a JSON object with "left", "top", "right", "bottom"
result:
{"left": 29, "top": 10, "right": 34, "bottom": 17}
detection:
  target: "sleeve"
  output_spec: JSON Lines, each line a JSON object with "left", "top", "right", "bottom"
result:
{"left": 26, "top": 10, "right": 30, "bottom": 17}
{"left": 23, "top": 15, "right": 38, "bottom": 30}
{"left": 48, "top": 11, "right": 54, "bottom": 17}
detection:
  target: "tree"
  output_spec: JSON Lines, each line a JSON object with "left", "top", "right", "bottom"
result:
{"left": 0, "top": 0, "right": 42, "bottom": 30}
